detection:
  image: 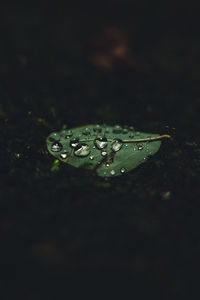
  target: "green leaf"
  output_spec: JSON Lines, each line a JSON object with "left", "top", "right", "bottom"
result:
{"left": 46, "top": 124, "right": 170, "bottom": 177}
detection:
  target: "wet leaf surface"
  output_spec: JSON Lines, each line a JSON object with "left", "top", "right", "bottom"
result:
{"left": 47, "top": 124, "right": 170, "bottom": 177}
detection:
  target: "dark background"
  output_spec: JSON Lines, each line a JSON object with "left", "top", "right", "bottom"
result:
{"left": 0, "top": 1, "right": 200, "bottom": 299}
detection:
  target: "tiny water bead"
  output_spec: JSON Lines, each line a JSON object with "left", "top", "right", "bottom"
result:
{"left": 123, "top": 128, "right": 129, "bottom": 134}
{"left": 94, "top": 136, "right": 108, "bottom": 149}
{"left": 120, "top": 167, "right": 126, "bottom": 174}
{"left": 48, "top": 132, "right": 60, "bottom": 142}
{"left": 93, "top": 124, "right": 102, "bottom": 133}
{"left": 110, "top": 169, "right": 116, "bottom": 176}
{"left": 74, "top": 143, "right": 90, "bottom": 157}
{"left": 70, "top": 138, "right": 79, "bottom": 148}
{"left": 111, "top": 139, "right": 123, "bottom": 152}
{"left": 137, "top": 144, "right": 144, "bottom": 150}
{"left": 82, "top": 128, "right": 90, "bottom": 135}
{"left": 60, "top": 152, "right": 69, "bottom": 159}
{"left": 101, "top": 151, "right": 107, "bottom": 157}
{"left": 61, "top": 129, "right": 73, "bottom": 138}
{"left": 113, "top": 125, "right": 122, "bottom": 134}
{"left": 51, "top": 142, "right": 63, "bottom": 152}
{"left": 89, "top": 155, "right": 94, "bottom": 160}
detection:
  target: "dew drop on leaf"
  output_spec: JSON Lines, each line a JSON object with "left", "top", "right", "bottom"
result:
{"left": 82, "top": 128, "right": 90, "bottom": 135}
{"left": 94, "top": 136, "right": 108, "bottom": 149}
{"left": 113, "top": 125, "right": 122, "bottom": 134}
{"left": 93, "top": 124, "right": 102, "bottom": 133}
{"left": 70, "top": 138, "right": 79, "bottom": 148}
{"left": 111, "top": 139, "right": 123, "bottom": 152}
{"left": 60, "top": 151, "right": 69, "bottom": 159}
{"left": 74, "top": 143, "right": 90, "bottom": 157}
{"left": 120, "top": 167, "right": 126, "bottom": 174}
{"left": 51, "top": 142, "right": 63, "bottom": 152}
{"left": 101, "top": 151, "right": 107, "bottom": 157}
{"left": 110, "top": 169, "right": 116, "bottom": 176}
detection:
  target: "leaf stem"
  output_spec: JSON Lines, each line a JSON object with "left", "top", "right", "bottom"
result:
{"left": 80, "top": 134, "right": 171, "bottom": 144}
{"left": 122, "top": 134, "right": 171, "bottom": 143}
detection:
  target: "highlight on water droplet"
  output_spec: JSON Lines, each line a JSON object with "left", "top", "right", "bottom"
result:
{"left": 94, "top": 136, "right": 108, "bottom": 149}
{"left": 89, "top": 155, "right": 94, "bottom": 160}
{"left": 74, "top": 143, "right": 90, "bottom": 157}
{"left": 51, "top": 142, "right": 63, "bottom": 152}
{"left": 111, "top": 139, "right": 123, "bottom": 152}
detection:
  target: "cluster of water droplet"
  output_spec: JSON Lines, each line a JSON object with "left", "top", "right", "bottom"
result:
{"left": 47, "top": 124, "right": 146, "bottom": 176}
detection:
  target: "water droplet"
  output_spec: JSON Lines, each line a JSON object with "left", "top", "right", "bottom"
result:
{"left": 113, "top": 125, "right": 122, "bottom": 134}
{"left": 60, "top": 152, "right": 69, "bottom": 159}
{"left": 111, "top": 139, "right": 123, "bottom": 152}
{"left": 51, "top": 142, "right": 63, "bottom": 152}
{"left": 94, "top": 136, "right": 108, "bottom": 149}
{"left": 61, "top": 130, "right": 73, "bottom": 138}
{"left": 129, "top": 133, "right": 134, "bottom": 138}
{"left": 74, "top": 143, "right": 90, "bottom": 157}
{"left": 93, "top": 124, "right": 102, "bottom": 133}
{"left": 129, "top": 126, "right": 134, "bottom": 131}
{"left": 106, "top": 163, "right": 110, "bottom": 167}
{"left": 70, "top": 138, "right": 79, "bottom": 148}
{"left": 48, "top": 132, "right": 60, "bottom": 142}
{"left": 101, "top": 151, "right": 107, "bottom": 157}
{"left": 138, "top": 144, "right": 144, "bottom": 150}
{"left": 82, "top": 128, "right": 90, "bottom": 135}
{"left": 125, "top": 144, "right": 128, "bottom": 147}
{"left": 120, "top": 167, "right": 126, "bottom": 174}
{"left": 135, "top": 131, "right": 140, "bottom": 136}
{"left": 123, "top": 128, "right": 129, "bottom": 134}
{"left": 105, "top": 127, "right": 110, "bottom": 133}
{"left": 89, "top": 155, "right": 94, "bottom": 160}
{"left": 110, "top": 169, "right": 115, "bottom": 176}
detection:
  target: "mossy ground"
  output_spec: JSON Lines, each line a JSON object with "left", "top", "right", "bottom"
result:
{"left": 1, "top": 1, "right": 200, "bottom": 298}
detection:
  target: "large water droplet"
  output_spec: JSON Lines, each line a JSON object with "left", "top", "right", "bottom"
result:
{"left": 51, "top": 142, "right": 63, "bottom": 152}
{"left": 110, "top": 169, "right": 115, "bottom": 176}
{"left": 111, "top": 139, "right": 123, "bottom": 152}
{"left": 70, "top": 138, "right": 79, "bottom": 148}
{"left": 113, "top": 125, "right": 122, "bottom": 134}
{"left": 120, "top": 167, "right": 126, "bottom": 174}
{"left": 93, "top": 124, "right": 102, "bottom": 133}
{"left": 82, "top": 128, "right": 90, "bottom": 135}
{"left": 94, "top": 136, "right": 108, "bottom": 149}
{"left": 74, "top": 143, "right": 90, "bottom": 157}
